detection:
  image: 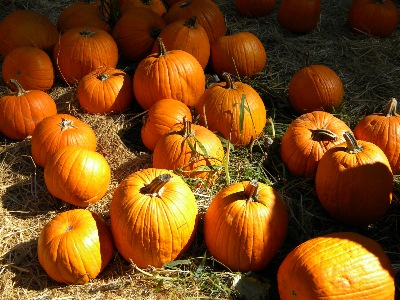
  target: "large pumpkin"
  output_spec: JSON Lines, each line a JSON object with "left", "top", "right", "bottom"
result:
{"left": 235, "top": 0, "right": 276, "bottom": 18}
{"left": 204, "top": 180, "right": 288, "bottom": 272}
{"left": 0, "top": 79, "right": 57, "bottom": 140}
{"left": 277, "top": 232, "right": 395, "bottom": 299}
{"left": 38, "top": 209, "right": 114, "bottom": 284}
{"left": 315, "top": 131, "right": 393, "bottom": 226}
{"left": 44, "top": 145, "right": 111, "bottom": 207}
{"left": 353, "top": 98, "right": 400, "bottom": 175}
{"left": 31, "top": 114, "right": 97, "bottom": 168}
{"left": 110, "top": 168, "right": 198, "bottom": 268}
{"left": 280, "top": 111, "right": 351, "bottom": 177}
{"left": 133, "top": 38, "right": 205, "bottom": 109}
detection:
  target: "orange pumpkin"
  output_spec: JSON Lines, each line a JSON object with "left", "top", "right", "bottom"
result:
{"left": 235, "top": 0, "right": 276, "bottom": 18}
{"left": 120, "top": 0, "right": 167, "bottom": 16}
{"left": 38, "top": 209, "right": 114, "bottom": 284}
{"left": 110, "top": 168, "right": 198, "bottom": 268}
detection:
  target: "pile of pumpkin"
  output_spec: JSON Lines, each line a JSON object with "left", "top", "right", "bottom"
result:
{"left": 0, "top": 0, "right": 398, "bottom": 298}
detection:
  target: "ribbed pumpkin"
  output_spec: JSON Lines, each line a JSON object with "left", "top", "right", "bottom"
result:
{"left": 2, "top": 46, "right": 54, "bottom": 91}
{"left": 210, "top": 31, "right": 267, "bottom": 78}
{"left": 120, "top": 0, "right": 167, "bottom": 16}
{"left": 0, "top": 79, "right": 57, "bottom": 140}
{"left": 164, "top": 0, "right": 227, "bottom": 44}
{"left": 195, "top": 72, "right": 267, "bottom": 147}
{"left": 133, "top": 38, "right": 205, "bottom": 109}
{"left": 277, "top": 232, "right": 395, "bottom": 299}
{"left": 38, "top": 209, "right": 114, "bottom": 284}
{"left": 353, "top": 98, "right": 400, "bottom": 175}
{"left": 348, "top": 0, "right": 399, "bottom": 38}
{"left": 235, "top": 0, "right": 276, "bottom": 18}
{"left": 112, "top": 7, "right": 166, "bottom": 62}
{"left": 110, "top": 168, "right": 198, "bottom": 268}
{"left": 280, "top": 111, "right": 351, "bottom": 177}
{"left": 151, "top": 16, "right": 210, "bottom": 69}
{"left": 77, "top": 67, "right": 133, "bottom": 114}
{"left": 31, "top": 114, "right": 97, "bottom": 168}
{"left": 53, "top": 26, "right": 118, "bottom": 86}
{"left": 315, "top": 131, "right": 393, "bottom": 226}
{"left": 277, "top": 0, "right": 321, "bottom": 34}
{"left": 0, "top": 10, "right": 59, "bottom": 57}
{"left": 141, "top": 98, "right": 193, "bottom": 151}
{"left": 44, "top": 145, "right": 111, "bottom": 207}
{"left": 204, "top": 180, "right": 288, "bottom": 272}
{"left": 152, "top": 118, "right": 224, "bottom": 185}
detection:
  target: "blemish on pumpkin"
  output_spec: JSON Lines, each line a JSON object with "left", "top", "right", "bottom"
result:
{"left": 65, "top": 225, "right": 73, "bottom": 232}
{"left": 291, "top": 290, "right": 297, "bottom": 297}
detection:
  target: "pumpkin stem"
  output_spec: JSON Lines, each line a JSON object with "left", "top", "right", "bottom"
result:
{"left": 9, "top": 79, "right": 28, "bottom": 96}
{"left": 140, "top": 0, "right": 152, "bottom": 4}
{"left": 80, "top": 28, "right": 96, "bottom": 37}
{"left": 97, "top": 73, "right": 111, "bottom": 81}
{"left": 244, "top": 179, "right": 260, "bottom": 204}
{"left": 57, "top": 118, "right": 77, "bottom": 131}
{"left": 343, "top": 131, "right": 363, "bottom": 154}
{"left": 156, "top": 38, "right": 168, "bottom": 57}
{"left": 310, "top": 128, "right": 338, "bottom": 142}
{"left": 141, "top": 173, "right": 172, "bottom": 197}
{"left": 65, "top": 225, "right": 74, "bottom": 232}
{"left": 180, "top": 1, "right": 192, "bottom": 8}
{"left": 221, "top": 72, "right": 236, "bottom": 90}
{"left": 184, "top": 16, "right": 197, "bottom": 28}
{"left": 182, "top": 117, "right": 195, "bottom": 138}
{"left": 383, "top": 98, "right": 398, "bottom": 117}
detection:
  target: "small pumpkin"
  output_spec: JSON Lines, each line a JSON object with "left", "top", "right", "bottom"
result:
{"left": 0, "top": 79, "right": 57, "bottom": 140}
{"left": 235, "top": 0, "right": 276, "bottom": 18}
{"left": 277, "top": 232, "right": 395, "bottom": 299}
{"left": 120, "top": 0, "right": 167, "bottom": 16}
{"left": 141, "top": 98, "right": 193, "bottom": 151}
{"left": 110, "top": 168, "right": 198, "bottom": 268}
{"left": 31, "top": 114, "right": 97, "bottom": 168}
{"left": 315, "top": 131, "right": 393, "bottom": 226}
{"left": 204, "top": 180, "right": 288, "bottom": 272}
{"left": 280, "top": 111, "right": 351, "bottom": 177}
{"left": 38, "top": 209, "right": 114, "bottom": 284}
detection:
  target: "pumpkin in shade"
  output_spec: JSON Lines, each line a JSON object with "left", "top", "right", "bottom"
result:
{"left": 0, "top": 10, "right": 59, "bottom": 57}
{"left": 204, "top": 180, "right": 288, "bottom": 272}
{"left": 210, "top": 31, "right": 267, "bottom": 78}
{"left": 2, "top": 46, "right": 54, "bottom": 92}
{"left": 120, "top": 0, "right": 167, "bottom": 16}
{"left": 38, "top": 209, "right": 114, "bottom": 284}
{"left": 277, "top": 0, "right": 321, "bottom": 34}
{"left": 110, "top": 168, "right": 198, "bottom": 268}
{"left": 195, "top": 72, "right": 267, "bottom": 147}
{"left": 315, "top": 131, "right": 393, "bottom": 226}
{"left": 277, "top": 232, "right": 395, "bottom": 299}
{"left": 151, "top": 16, "right": 210, "bottom": 69}
{"left": 141, "top": 98, "right": 193, "bottom": 151}
{"left": 235, "top": 0, "right": 276, "bottom": 18}
{"left": 77, "top": 67, "right": 133, "bottom": 114}
{"left": 44, "top": 145, "right": 111, "bottom": 207}
{"left": 280, "top": 111, "right": 351, "bottom": 177}
{"left": 353, "top": 98, "right": 400, "bottom": 175}
{"left": 31, "top": 114, "right": 97, "bottom": 168}
{"left": 348, "top": 0, "right": 399, "bottom": 38}
{"left": 53, "top": 26, "right": 118, "bottom": 86}
{"left": 133, "top": 38, "right": 205, "bottom": 109}
{"left": 164, "top": 0, "right": 226, "bottom": 44}
{"left": 153, "top": 118, "right": 224, "bottom": 185}
{"left": 112, "top": 7, "right": 166, "bottom": 62}
{"left": 0, "top": 79, "right": 57, "bottom": 140}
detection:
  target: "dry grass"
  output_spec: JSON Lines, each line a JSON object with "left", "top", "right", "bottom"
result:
{"left": 1, "top": 0, "right": 400, "bottom": 299}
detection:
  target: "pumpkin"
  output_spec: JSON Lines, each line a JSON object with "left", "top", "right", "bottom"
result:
{"left": 31, "top": 114, "right": 97, "bottom": 168}
{"left": 77, "top": 67, "right": 133, "bottom": 114}
{"left": 38, "top": 209, "right": 114, "bottom": 284}
{"left": 110, "top": 168, "right": 198, "bottom": 268}
{"left": 348, "top": 0, "right": 399, "bottom": 38}
{"left": 112, "top": 7, "right": 166, "bottom": 62}
{"left": 288, "top": 61, "right": 344, "bottom": 114}
{"left": 0, "top": 10, "right": 59, "bottom": 57}
{"left": 195, "top": 72, "right": 267, "bottom": 147}
{"left": 277, "top": 0, "right": 321, "bottom": 34}
{"left": 235, "top": 0, "right": 276, "bottom": 18}
{"left": 204, "top": 180, "right": 288, "bottom": 272}
{"left": 2, "top": 46, "right": 54, "bottom": 92}
{"left": 0, "top": 79, "right": 57, "bottom": 140}
{"left": 133, "top": 38, "right": 205, "bottom": 109}
{"left": 210, "top": 31, "right": 267, "bottom": 78}
{"left": 315, "top": 131, "right": 393, "bottom": 226}
{"left": 152, "top": 118, "right": 224, "bottom": 185}
{"left": 277, "top": 232, "right": 395, "bottom": 299}
{"left": 53, "top": 26, "right": 119, "bottom": 86}
{"left": 280, "top": 111, "right": 351, "bottom": 177}
{"left": 120, "top": 0, "right": 167, "bottom": 16}
{"left": 353, "top": 98, "right": 400, "bottom": 175}
{"left": 141, "top": 98, "right": 193, "bottom": 151}
{"left": 164, "top": 0, "right": 227, "bottom": 44}
{"left": 151, "top": 16, "right": 210, "bottom": 69}
{"left": 44, "top": 145, "right": 111, "bottom": 207}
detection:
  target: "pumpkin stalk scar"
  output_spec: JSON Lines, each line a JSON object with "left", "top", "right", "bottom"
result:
{"left": 141, "top": 173, "right": 172, "bottom": 197}
{"left": 57, "top": 118, "right": 77, "bottom": 131}
{"left": 80, "top": 28, "right": 95, "bottom": 38}
{"left": 65, "top": 225, "right": 73, "bottom": 232}
{"left": 244, "top": 179, "right": 260, "bottom": 204}
{"left": 343, "top": 131, "right": 363, "bottom": 154}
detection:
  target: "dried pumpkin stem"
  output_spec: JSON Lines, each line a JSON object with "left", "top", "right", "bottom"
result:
{"left": 80, "top": 28, "right": 95, "bottom": 37}
{"left": 221, "top": 72, "right": 236, "bottom": 90}
{"left": 182, "top": 117, "right": 195, "bottom": 138}
{"left": 98, "top": 73, "right": 111, "bottom": 81}
{"left": 310, "top": 128, "right": 338, "bottom": 141}
{"left": 244, "top": 179, "right": 260, "bottom": 204}
{"left": 9, "top": 79, "right": 27, "bottom": 96}
{"left": 141, "top": 0, "right": 152, "bottom": 4}
{"left": 343, "top": 131, "right": 363, "bottom": 154}
{"left": 383, "top": 98, "right": 398, "bottom": 117}
{"left": 141, "top": 173, "right": 172, "bottom": 197}
{"left": 156, "top": 38, "right": 168, "bottom": 57}
{"left": 184, "top": 16, "right": 197, "bottom": 28}
{"left": 57, "top": 118, "right": 77, "bottom": 131}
